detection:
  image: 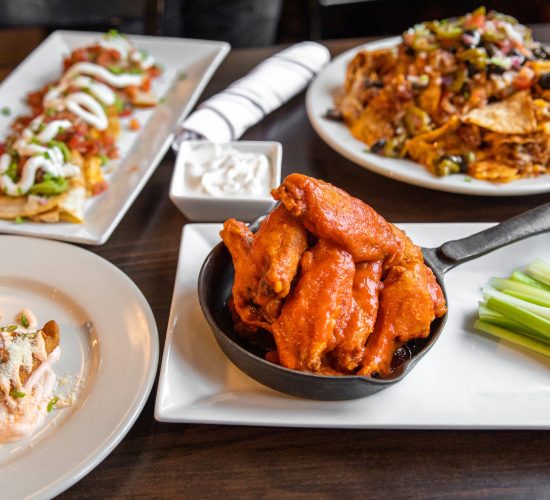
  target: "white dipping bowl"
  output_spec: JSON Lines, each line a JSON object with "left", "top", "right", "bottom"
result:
{"left": 170, "top": 140, "right": 282, "bottom": 222}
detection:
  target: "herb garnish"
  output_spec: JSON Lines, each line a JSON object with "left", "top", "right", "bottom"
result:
{"left": 20, "top": 313, "right": 29, "bottom": 328}
{"left": 47, "top": 397, "right": 59, "bottom": 412}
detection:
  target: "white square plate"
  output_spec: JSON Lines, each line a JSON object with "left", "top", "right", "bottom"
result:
{"left": 155, "top": 222, "right": 550, "bottom": 429}
{"left": 0, "top": 31, "right": 229, "bottom": 244}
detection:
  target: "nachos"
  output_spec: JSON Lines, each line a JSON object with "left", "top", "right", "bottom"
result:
{"left": 337, "top": 8, "right": 550, "bottom": 182}
{"left": 0, "top": 31, "right": 161, "bottom": 222}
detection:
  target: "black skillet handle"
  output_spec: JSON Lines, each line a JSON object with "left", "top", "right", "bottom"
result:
{"left": 426, "top": 202, "right": 550, "bottom": 275}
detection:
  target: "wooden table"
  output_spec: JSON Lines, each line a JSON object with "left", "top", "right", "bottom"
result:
{"left": 2, "top": 31, "right": 549, "bottom": 498}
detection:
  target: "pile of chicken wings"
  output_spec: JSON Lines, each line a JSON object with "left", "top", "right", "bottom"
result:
{"left": 221, "top": 174, "right": 446, "bottom": 377}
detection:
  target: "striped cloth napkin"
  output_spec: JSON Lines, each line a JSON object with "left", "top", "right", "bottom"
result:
{"left": 173, "top": 41, "right": 330, "bottom": 148}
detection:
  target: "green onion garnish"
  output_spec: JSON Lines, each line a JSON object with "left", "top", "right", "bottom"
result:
{"left": 47, "top": 397, "right": 59, "bottom": 412}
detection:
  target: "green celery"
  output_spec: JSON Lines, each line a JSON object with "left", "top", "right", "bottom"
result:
{"left": 483, "top": 287, "right": 550, "bottom": 321}
{"left": 474, "top": 320, "right": 550, "bottom": 358}
{"left": 479, "top": 304, "right": 550, "bottom": 345}
{"left": 511, "top": 270, "right": 550, "bottom": 291}
{"left": 485, "top": 296, "right": 550, "bottom": 339}
{"left": 526, "top": 259, "right": 550, "bottom": 287}
{"left": 489, "top": 277, "right": 550, "bottom": 307}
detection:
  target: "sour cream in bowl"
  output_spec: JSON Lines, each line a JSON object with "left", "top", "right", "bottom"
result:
{"left": 170, "top": 141, "right": 282, "bottom": 222}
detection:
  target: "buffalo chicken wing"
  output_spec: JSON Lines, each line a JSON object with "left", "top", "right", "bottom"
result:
{"left": 222, "top": 174, "right": 447, "bottom": 378}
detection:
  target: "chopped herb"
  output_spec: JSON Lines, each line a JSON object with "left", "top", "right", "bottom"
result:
{"left": 20, "top": 313, "right": 28, "bottom": 328}
{"left": 464, "top": 176, "right": 472, "bottom": 182}
{"left": 114, "top": 95, "right": 124, "bottom": 113}
{"left": 30, "top": 137, "right": 41, "bottom": 145}
{"left": 10, "top": 390, "right": 25, "bottom": 399}
{"left": 108, "top": 65, "right": 124, "bottom": 75}
{"left": 0, "top": 106, "right": 11, "bottom": 117}
{"left": 159, "top": 96, "right": 167, "bottom": 104}
{"left": 363, "top": 148, "right": 371, "bottom": 153}
{"left": 16, "top": 186, "right": 22, "bottom": 196}
{"left": 45, "top": 108, "right": 55, "bottom": 117}
{"left": 99, "top": 154, "right": 109, "bottom": 166}
{"left": 47, "top": 397, "right": 59, "bottom": 412}
{"left": 0, "top": 325, "right": 18, "bottom": 332}
{"left": 14, "top": 216, "right": 24, "bottom": 224}
{"left": 106, "top": 29, "right": 120, "bottom": 38}
{"left": 5, "top": 162, "right": 17, "bottom": 181}
{"left": 177, "top": 70, "right": 187, "bottom": 81}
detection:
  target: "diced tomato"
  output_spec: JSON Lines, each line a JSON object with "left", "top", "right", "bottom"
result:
{"left": 128, "top": 118, "right": 141, "bottom": 131}
{"left": 464, "top": 11, "right": 485, "bottom": 29}
{"left": 125, "top": 86, "right": 138, "bottom": 98}
{"left": 0, "top": 143, "right": 5, "bottom": 155}
{"left": 91, "top": 180, "right": 108, "bottom": 196}
{"left": 140, "top": 78, "right": 151, "bottom": 92}
{"left": 96, "top": 48, "right": 120, "bottom": 67}
{"left": 514, "top": 66, "right": 536, "bottom": 90}
{"left": 119, "top": 107, "right": 133, "bottom": 118}
{"left": 148, "top": 66, "right": 162, "bottom": 78}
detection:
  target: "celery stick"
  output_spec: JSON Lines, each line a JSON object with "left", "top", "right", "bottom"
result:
{"left": 526, "top": 259, "right": 550, "bottom": 287}
{"left": 483, "top": 287, "right": 550, "bottom": 321}
{"left": 478, "top": 304, "right": 548, "bottom": 341}
{"left": 511, "top": 270, "right": 550, "bottom": 291}
{"left": 489, "top": 277, "right": 550, "bottom": 307}
{"left": 474, "top": 320, "right": 550, "bottom": 358}
{"left": 503, "top": 289, "right": 550, "bottom": 308}
{"left": 486, "top": 296, "right": 550, "bottom": 339}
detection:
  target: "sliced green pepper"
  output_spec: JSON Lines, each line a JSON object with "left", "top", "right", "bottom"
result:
{"left": 404, "top": 106, "right": 431, "bottom": 136}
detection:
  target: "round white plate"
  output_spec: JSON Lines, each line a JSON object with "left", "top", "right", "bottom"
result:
{"left": 0, "top": 236, "right": 158, "bottom": 499}
{"left": 306, "top": 37, "right": 550, "bottom": 196}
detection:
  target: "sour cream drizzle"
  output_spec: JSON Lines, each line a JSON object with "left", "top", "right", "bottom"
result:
{"left": 0, "top": 33, "right": 156, "bottom": 197}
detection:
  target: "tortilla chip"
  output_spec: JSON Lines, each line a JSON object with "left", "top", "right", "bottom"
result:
{"left": 0, "top": 192, "right": 67, "bottom": 219}
{"left": 28, "top": 209, "right": 60, "bottom": 223}
{"left": 462, "top": 91, "right": 537, "bottom": 134}
{"left": 58, "top": 186, "right": 86, "bottom": 223}
{"left": 469, "top": 160, "right": 519, "bottom": 182}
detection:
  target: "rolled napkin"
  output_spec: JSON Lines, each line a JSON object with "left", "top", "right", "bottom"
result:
{"left": 173, "top": 41, "right": 330, "bottom": 148}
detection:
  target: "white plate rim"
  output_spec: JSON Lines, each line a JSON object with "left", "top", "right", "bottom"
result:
{"left": 0, "top": 235, "right": 159, "bottom": 499}
{"left": 155, "top": 222, "right": 550, "bottom": 430}
{"left": 306, "top": 36, "right": 550, "bottom": 197}
{"left": 0, "top": 30, "right": 230, "bottom": 245}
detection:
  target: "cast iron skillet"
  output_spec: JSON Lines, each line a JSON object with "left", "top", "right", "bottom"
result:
{"left": 198, "top": 202, "right": 550, "bottom": 401}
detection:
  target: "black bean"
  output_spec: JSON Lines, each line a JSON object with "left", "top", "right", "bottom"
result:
{"left": 370, "top": 138, "right": 387, "bottom": 153}
{"left": 539, "top": 73, "right": 550, "bottom": 89}
{"left": 364, "top": 79, "right": 384, "bottom": 89}
{"left": 324, "top": 108, "right": 343, "bottom": 121}
{"left": 487, "top": 64, "right": 506, "bottom": 75}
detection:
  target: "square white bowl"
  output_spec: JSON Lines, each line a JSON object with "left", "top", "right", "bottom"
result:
{"left": 170, "top": 140, "right": 282, "bottom": 222}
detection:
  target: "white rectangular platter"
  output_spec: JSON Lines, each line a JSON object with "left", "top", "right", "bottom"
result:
{"left": 155, "top": 222, "right": 550, "bottom": 429}
{"left": 0, "top": 31, "right": 229, "bottom": 244}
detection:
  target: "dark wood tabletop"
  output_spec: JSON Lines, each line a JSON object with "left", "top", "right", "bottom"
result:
{"left": 1, "top": 27, "right": 550, "bottom": 499}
